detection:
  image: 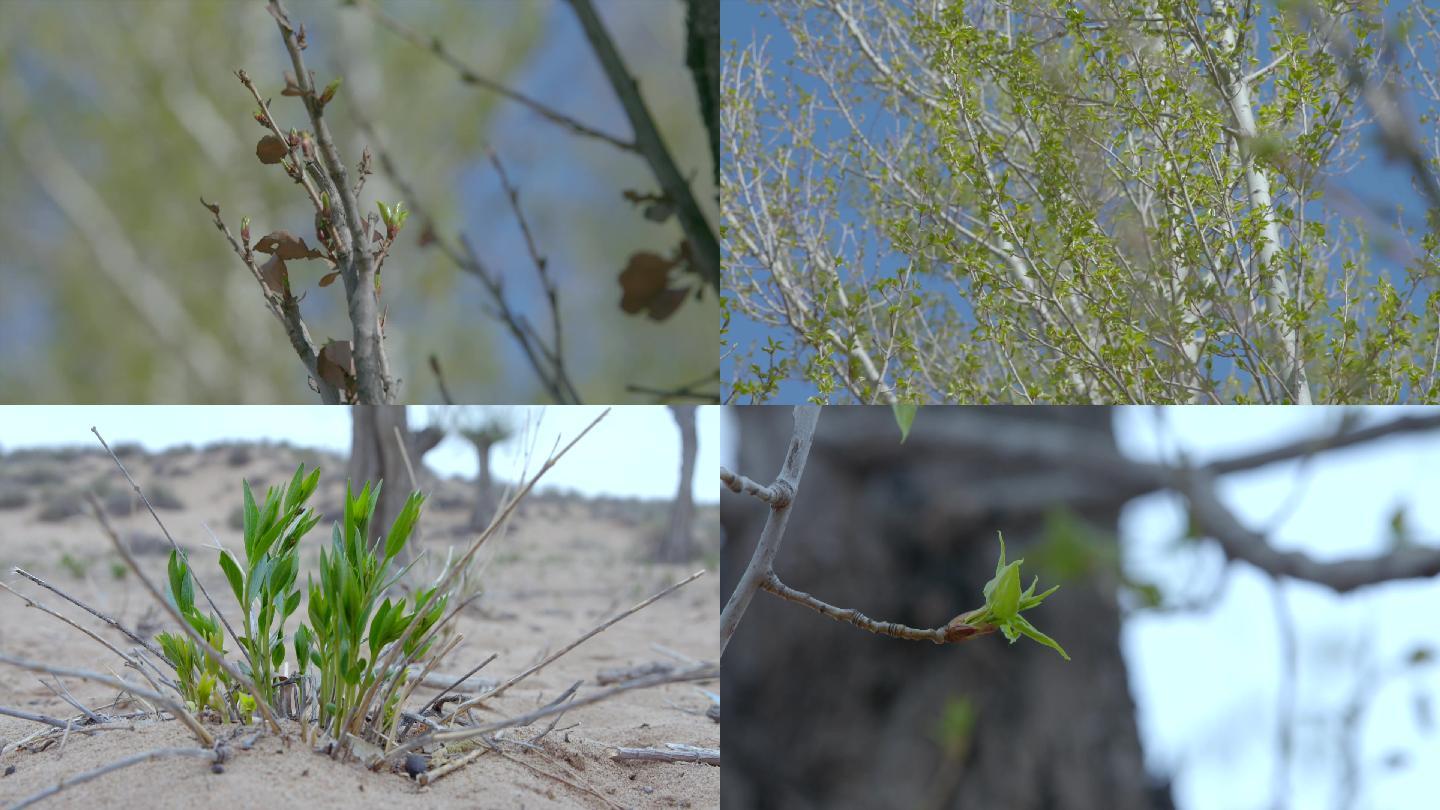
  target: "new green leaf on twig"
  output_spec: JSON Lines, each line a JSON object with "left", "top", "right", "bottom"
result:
{"left": 949, "top": 533, "right": 1069, "bottom": 660}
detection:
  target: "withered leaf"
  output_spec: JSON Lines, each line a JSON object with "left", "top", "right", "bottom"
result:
{"left": 644, "top": 287, "right": 688, "bottom": 322}
{"left": 317, "top": 339, "right": 355, "bottom": 395}
{"left": 254, "top": 230, "right": 323, "bottom": 260}
{"left": 318, "top": 271, "right": 340, "bottom": 288}
{"left": 618, "top": 251, "right": 677, "bottom": 315}
{"left": 258, "top": 255, "right": 290, "bottom": 298}
{"left": 256, "top": 135, "right": 288, "bottom": 165}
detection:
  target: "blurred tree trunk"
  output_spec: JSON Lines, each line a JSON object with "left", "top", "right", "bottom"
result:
{"left": 466, "top": 431, "right": 502, "bottom": 531}
{"left": 721, "top": 407, "right": 1166, "bottom": 810}
{"left": 657, "top": 404, "right": 698, "bottom": 563}
{"left": 348, "top": 406, "right": 443, "bottom": 561}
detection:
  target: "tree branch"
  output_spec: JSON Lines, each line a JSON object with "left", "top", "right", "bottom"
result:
{"left": 267, "top": 0, "right": 394, "bottom": 403}
{"left": 719, "top": 405, "right": 821, "bottom": 656}
{"left": 1178, "top": 466, "right": 1440, "bottom": 593}
{"left": 564, "top": 0, "right": 720, "bottom": 293}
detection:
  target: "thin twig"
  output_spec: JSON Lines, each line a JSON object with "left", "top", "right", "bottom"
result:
{"left": 425, "top": 653, "right": 499, "bottom": 713}
{"left": 352, "top": 0, "right": 635, "bottom": 153}
{"left": 430, "top": 354, "right": 457, "bottom": 405}
{"left": 389, "top": 663, "right": 718, "bottom": 764}
{"left": 719, "top": 405, "right": 821, "bottom": 656}
{"left": 88, "top": 496, "right": 283, "bottom": 735}
{"left": 446, "top": 569, "right": 705, "bottom": 718}
{"left": 0, "top": 653, "right": 213, "bottom": 747}
{"left": 10, "top": 568, "right": 169, "bottom": 666}
{"left": 486, "top": 148, "right": 581, "bottom": 405}
{"left": 762, "top": 572, "right": 996, "bottom": 645}
{"left": 613, "top": 744, "right": 719, "bottom": 766}
{"left": 563, "top": 0, "right": 720, "bottom": 292}
{"left": 91, "top": 427, "right": 245, "bottom": 654}
{"left": 8, "top": 746, "right": 222, "bottom": 810}
{"left": 626, "top": 368, "right": 721, "bottom": 403}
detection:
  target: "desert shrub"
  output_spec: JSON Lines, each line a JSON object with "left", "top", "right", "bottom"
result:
{"left": 36, "top": 492, "right": 84, "bottom": 523}
{"left": 146, "top": 481, "right": 185, "bottom": 510}
{"left": 0, "top": 485, "right": 30, "bottom": 510}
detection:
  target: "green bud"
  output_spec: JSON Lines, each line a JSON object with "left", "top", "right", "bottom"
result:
{"left": 319, "top": 77, "right": 342, "bottom": 106}
{"left": 377, "top": 200, "right": 393, "bottom": 226}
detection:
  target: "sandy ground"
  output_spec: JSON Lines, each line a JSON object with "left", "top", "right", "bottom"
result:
{"left": 0, "top": 443, "right": 719, "bottom": 809}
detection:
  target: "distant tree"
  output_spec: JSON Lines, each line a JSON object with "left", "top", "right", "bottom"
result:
{"left": 657, "top": 404, "right": 699, "bottom": 563}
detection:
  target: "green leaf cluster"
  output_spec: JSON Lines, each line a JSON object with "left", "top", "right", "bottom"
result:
{"left": 298, "top": 481, "right": 446, "bottom": 738}
{"left": 965, "top": 533, "right": 1069, "bottom": 660}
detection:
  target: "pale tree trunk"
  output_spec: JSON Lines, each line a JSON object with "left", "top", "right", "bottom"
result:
{"left": 467, "top": 435, "right": 500, "bottom": 531}
{"left": 721, "top": 407, "right": 1167, "bottom": 810}
{"left": 348, "top": 406, "right": 443, "bottom": 562}
{"left": 657, "top": 404, "right": 698, "bottom": 563}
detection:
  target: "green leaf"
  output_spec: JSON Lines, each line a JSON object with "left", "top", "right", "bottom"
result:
{"left": 218, "top": 550, "right": 245, "bottom": 605}
{"left": 383, "top": 491, "right": 425, "bottom": 560}
{"left": 1010, "top": 613, "right": 1071, "bottom": 661}
{"left": 892, "top": 404, "right": 918, "bottom": 442}
{"left": 377, "top": 201, "right": 393, "bottom": 227}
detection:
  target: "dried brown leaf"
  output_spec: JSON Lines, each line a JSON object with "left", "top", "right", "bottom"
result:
{"left": 318, "top": 271, "right": 340, "bottom": 288}
{"left": 258, "top": 255, "right": 290, "bottom": 298}
{"left": 254, "top": 230, "right": 322, "bottom": 260}
{"left": 317, "top": 340, "right": 355, "bottom": 395}
{"left": 256, "top": 135, "right": 288, "bottom": 165}
{"left": 618, "top": 251, "right": 677, "bottom": 315}
{"left": 645, "top": 287, "right": 688, "bottom": 322}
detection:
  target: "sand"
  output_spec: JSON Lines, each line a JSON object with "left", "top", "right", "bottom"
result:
{"left": 0, "top": 443, "right": 719, "bottom": 809}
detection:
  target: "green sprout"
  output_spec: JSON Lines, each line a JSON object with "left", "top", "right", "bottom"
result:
{"left": 297, "top": 481, "right": 445, "bottom": 739}
{"left": 218, "top": 465, "right": 322, "bottom": 708}
{"left": 959, "top": 533, "right": 1069, "bottom": 660}
{"left": 157, "top": 550, "right": 234, "bottom": 716}
{"left": 143, "top": 467, "right": 449, "bottom": 753}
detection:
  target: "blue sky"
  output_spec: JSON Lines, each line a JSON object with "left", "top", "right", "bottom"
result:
{"left": 722, "top": 405, "right": 1440, "bottom": 809}
{"left": 722, "top": 1, "right": 1434, "bottom": 403}
{"left": 0, "top": 406, "right": 719, "bottom": 504}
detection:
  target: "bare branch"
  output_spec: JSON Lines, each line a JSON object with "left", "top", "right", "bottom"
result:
{"left": 719, "top": 405, "right": 821, "bottom": 656}
{"left": 352, "top": 0, "right": 636, "bottom": 154}
{"left": 564, "top": 0, "right": 720, "bottom": 293}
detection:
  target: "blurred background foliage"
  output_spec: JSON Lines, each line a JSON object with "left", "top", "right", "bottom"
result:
{"left": 0, "top": 0, "right": 718, "bottom": 403}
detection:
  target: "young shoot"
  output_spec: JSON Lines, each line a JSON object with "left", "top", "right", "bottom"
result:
{"left": 952, "top": 533, "right": 1069, "bottom": 660}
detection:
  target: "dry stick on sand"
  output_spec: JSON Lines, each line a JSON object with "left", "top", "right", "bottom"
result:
{"left": 614, "top": 744, "right": 719, "bottom": 766}
{"left": 10, "top": 568, "right": 169, "bottom": 665}
{"left": 87, "top": 496, "right": 284, "bottom": 736}
{"left": 445, "top": 568, "right": 707, "bottom": 720}
{"left": 0, "top": 581, "right": 158, "bottom": 682}
{"left": 391, "top": 663, "right": 719, "bottom": 766}
{"left": 718, "top": 405, "right": 821, "bottom": 656}
{"left": 7, "top": 746, "right": 224, "bottom": 810}
{"left": 0, "top": 654, "right": 213, "bottom": 747}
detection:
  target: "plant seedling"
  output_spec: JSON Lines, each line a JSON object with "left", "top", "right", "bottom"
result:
{"left": 297, "top": 480, "right": 446, "bottom": 740}
{"left": 949, "top": 533, "right": 1070, "bottom": 660}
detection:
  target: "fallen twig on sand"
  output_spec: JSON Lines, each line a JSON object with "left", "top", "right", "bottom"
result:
{"left": 613, "top": 743, "right": 719, "bottom": 766}
{"left": 7, "top": 745, "right": 225, "bottom": 810}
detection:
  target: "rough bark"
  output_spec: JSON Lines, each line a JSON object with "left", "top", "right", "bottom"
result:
{"left": 721, "top": 407, "right": 1165, "bottom": 810}
{"left": 657, "top": 404, "right": 699, "bottom": 563}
